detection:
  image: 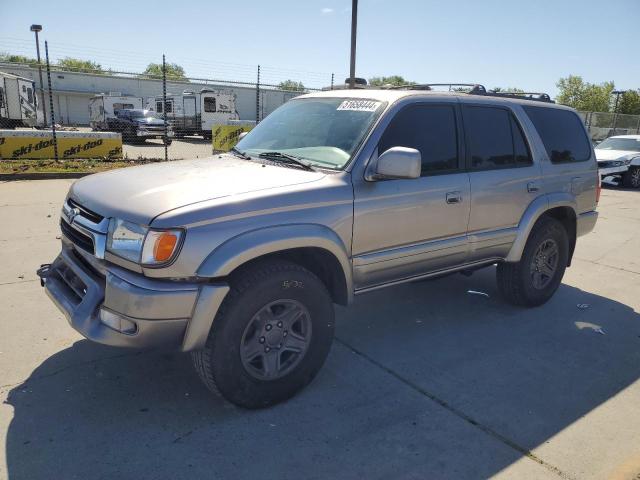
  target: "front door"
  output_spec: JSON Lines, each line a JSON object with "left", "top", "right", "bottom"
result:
{"left": 352, "top": 102, "right": 470, "bottom": 290}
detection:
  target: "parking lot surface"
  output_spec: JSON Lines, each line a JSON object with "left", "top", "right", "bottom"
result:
{"left": 1, "top": 179, "right": 639, "bottom": 480}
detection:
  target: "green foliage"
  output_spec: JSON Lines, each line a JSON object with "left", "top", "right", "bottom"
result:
{"left": 556, "top": 75, "right": 614, "bottom": 112}
{"left": 617, "top": 90, "right": 640, "bottom": 115}
{"left": 278, "top": 80, "right": 306, "bottom": 92}
{"left": 368, "top": 75, "right": 416, "bottom": 87}
{"left": 491, "top": 87, "right": 525, "bottom": 93}
{"left": 0, "top": 52, "right": 39, "bottom": 66}
{"left": 57, "top": 57, "right": 103, "bottom": 73}
{"left": 143, "top": 63, "right": 186, "bottom": 80}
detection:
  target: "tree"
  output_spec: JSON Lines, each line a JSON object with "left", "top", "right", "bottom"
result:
{"left": 368, "top": 75, "right": 415, "bottom": 87}
{"left": 0, "top": 52, "right": 39, "bottom": 66}
{"left": 278, "top": 80, "right": 305, "bottom": 92}
{"left": 491, "top": 87, "right": 525, "bottom": 93}
{"left": 57, "top": 57, "right": 103, "bottom": 73}
{"left": 556, "top": 75, "right": 614, "bottom": 112}
{"left": 617, "top": 90, "right": 640, "bottom": 115}
{"left": 143, "top": 62, "right": 186, "bottom": 80}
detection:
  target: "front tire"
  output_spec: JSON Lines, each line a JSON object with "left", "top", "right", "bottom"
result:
{"left": 622, "top": 166, "right": 640, "bottom": 189}
{"left": 192, "top": 260, "right": 335, "bottom": 408}
{"left": 496, "top": 216, "right": 569, "bottom": 307}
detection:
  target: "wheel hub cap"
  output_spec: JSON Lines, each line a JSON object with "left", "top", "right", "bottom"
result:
{"left": 240, "top": 299, "right": 312, "bottom": 380}
{"left": 530, "top": 239, "right": 559, "bottom": 290}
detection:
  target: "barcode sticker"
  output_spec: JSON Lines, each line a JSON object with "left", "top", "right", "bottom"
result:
{"left": 336, "top": 100, "right": 381, "bottom": 112}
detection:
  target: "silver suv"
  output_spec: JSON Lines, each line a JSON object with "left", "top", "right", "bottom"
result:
{"left": 38, "top": 85, "right": 599, "bottom": 408}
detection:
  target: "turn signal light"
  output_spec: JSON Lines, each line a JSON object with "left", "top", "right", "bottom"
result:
{"left": 154, "top": 232, "right": 178, "bottom": 262}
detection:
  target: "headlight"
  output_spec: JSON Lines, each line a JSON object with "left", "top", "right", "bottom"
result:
{"left": 107, "top": 218, "right": 183, "bottom": 266}
{"left": 623, "top": 158, "right": 633, "bottom": 165}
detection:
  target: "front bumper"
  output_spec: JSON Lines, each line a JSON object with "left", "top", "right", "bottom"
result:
{"left": 137, "top": 129, "right": 174, "bottom": 137}
{"left": 38, "top": 243, "right": 228, "bottom": 351}
{"left": 598, "top": 165, "right": 628, "bottom": 177}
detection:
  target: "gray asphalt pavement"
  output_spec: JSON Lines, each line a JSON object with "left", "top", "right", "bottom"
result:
{"left": 1, "top": 179, "right": 639, "bottom": 480}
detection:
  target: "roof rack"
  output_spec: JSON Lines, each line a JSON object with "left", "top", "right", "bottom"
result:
{"left": 387, "top": 83, "right": 554, "bottom": 103}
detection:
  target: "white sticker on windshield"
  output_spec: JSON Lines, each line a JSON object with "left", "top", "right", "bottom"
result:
{"left": 337, "top": 100, "right": 381, "bottom": 112}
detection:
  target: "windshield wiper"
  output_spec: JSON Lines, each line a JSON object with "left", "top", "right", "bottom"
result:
{"left": 230, "top": 146, "right": 252, "bottom": 160}
{"left": 257, "top": 151, "right": 316, "bottom": 171}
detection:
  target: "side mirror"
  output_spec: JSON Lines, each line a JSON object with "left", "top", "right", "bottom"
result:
{"left": 238, "top": 131, "right": 248, "bottom": 141}
{"left": 373, "top": 147, "right": 421, "bottom": 180}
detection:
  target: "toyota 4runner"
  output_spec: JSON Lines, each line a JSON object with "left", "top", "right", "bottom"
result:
{"left": 38, "top": 85, "right": 599, "bottom": 408}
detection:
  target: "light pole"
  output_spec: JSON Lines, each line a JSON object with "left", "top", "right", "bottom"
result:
{"left": 349, "top": 0, "right": 358, "bottom": 88}
{"left": 30, "top": 24, "right": 47, "bottom": 127}
{"left": 611, "top": 90, "right": 626, "bottom": 135}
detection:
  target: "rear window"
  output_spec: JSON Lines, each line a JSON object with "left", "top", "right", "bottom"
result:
{"left": 463, "top": 106, "right": 532, "bottom": 170}
{"left": 523, "top": 106, "right": 591, "bottom": 163}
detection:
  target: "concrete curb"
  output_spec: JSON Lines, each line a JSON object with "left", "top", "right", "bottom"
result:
{"left": 0, "top": 172, "right": 93, "bottom": 181}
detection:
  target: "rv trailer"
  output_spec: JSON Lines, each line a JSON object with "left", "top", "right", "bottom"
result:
{"left": 89, "top": 93, "right": 144, "bottom": 130}
{"left": 0, "top": 71, "right": 39, "bottom": 128}
{"left": 147, "top": 88, "right": 240, "bottom": 139}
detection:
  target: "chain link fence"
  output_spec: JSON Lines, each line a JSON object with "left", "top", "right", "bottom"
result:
{"left": 1, "top": 40, "right": 345, "bottom": 165}
{"left": 578, "top": 111, "right": 640, "bottom": 142}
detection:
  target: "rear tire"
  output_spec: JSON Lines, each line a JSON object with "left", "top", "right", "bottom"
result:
{"left": 191, "top": 259, "right": 335, "bottom": 408}
{"left": 622, "top": 166, "right": 640, "bottom": 189}
{"left": 497, "top": 216, "right": 569, "bottom": 307}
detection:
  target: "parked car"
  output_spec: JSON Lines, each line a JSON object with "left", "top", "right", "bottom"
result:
{"left": 107, "top": 108, "right": 173, "bottom": 144}
{"left": 594, "top": 135, "right": 640, "bottom": 188}
{"left": 89, "top": 94, "right": 144, "bottom": 131}
{"left": 37, "top": 85, "right": 599, "bottom": 408}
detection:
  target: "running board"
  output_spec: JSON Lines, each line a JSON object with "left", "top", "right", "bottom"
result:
{"left": 353, "top": 258, "right": 501, "bottom": 296}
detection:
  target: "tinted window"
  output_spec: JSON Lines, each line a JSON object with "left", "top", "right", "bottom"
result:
{"left": 378, "top": 104, "right": 458, "bottom": 175}
{"left": 464, "top": 107, "right": 518, "bottom": 170}
{"left": 27, "top": 88, "right": 33, "bottom": 104}
{"left": 204, "top": 97, "right": 216, "bottom": 113}
{"left": 155, "top": 101, "right": 163, "bottom": 113}
{"left": 523, "top": 106, "right": 591, "bottom": 163}
{"left": 511, "top": 116, "right": 533, "bottom": 166}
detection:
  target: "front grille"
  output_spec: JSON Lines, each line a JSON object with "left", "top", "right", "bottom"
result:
{"left": 60, "top": 219, "right": 94, "bottom": 254}
{"left": 68, "top": 198, "right": 104, "bottom": 224}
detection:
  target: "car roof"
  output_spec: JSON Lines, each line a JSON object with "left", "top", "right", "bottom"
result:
{"left": 298, "top": 88, "right": 575, "bottom": 111}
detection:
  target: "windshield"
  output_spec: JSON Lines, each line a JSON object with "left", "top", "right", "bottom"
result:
{"left": 235, "top": 97, "right": 386, "bottom": 169}
{"left": 595, "top": 137, "right": 640, "bottom": 152}
{"left": 129, "top": 110, "right": 162, "bottom": 119}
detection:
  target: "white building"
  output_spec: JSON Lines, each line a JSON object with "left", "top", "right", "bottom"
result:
{"left": 0, "top": 62, "right": 299, "bottom": 126}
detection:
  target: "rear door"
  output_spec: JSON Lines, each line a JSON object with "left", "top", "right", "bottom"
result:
{"left": 17, "top": 79, "right": 37, "bottom": 123}
{"left": 462, "top": 103, "right": 543, "bottom": 262}
{"left": 352, "top": 101, "right": 470, "bottom": 290}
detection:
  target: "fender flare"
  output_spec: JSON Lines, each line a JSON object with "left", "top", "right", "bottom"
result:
{"left": 197, "top": 223, "right": 353, "bottom": 301}
{"left": 505, "top": 193, "right": 577, "bottom": 263}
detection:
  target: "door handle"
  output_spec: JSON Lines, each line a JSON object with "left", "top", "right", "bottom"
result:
{"left": 446, "top": 191, "right": 462, "bottom": 204}
{"left": 527, "top": 182, "right": 540, "bottom": 193}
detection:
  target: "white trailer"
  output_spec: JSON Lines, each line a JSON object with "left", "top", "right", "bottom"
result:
{"left": 0, "top": 71, "right": 39, "bottom": 129}
{"left": 147, "top": 88, "right": 239, "bottom": 139}
{"left": 89, "top": 93, "right": 143, "bottom": 130}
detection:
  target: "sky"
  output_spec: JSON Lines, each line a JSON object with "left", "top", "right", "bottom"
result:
{"left": 2, "top": 0, "right": 639, "bottom": 96}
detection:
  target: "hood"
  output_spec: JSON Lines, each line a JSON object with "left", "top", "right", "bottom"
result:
{"left": 595, "top": 149, "right": 639, "bottom": 162}
{"left": 69, "top": 155, "right": 326, "bottom": 224}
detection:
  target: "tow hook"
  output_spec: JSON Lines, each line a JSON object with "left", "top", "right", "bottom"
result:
{"left": 36, "top": 263, "right": 52, "bottom": 287}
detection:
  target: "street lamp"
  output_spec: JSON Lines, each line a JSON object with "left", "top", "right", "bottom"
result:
{"left": 611, "top": 90, "right": 627, "bottom": 134}
{"left": 30, "top": 24, "right": 47, "bottom": 127}
{"left": 348, "top": 0, "right": 358, "bottom": 89}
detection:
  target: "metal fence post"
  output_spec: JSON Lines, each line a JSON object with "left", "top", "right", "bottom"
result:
{"left": 636, "top": 115, "right": 640, "bottom": 134}
{"left": 256, "top": 65, "right": 261, "bottom": 123}
{"left": 331, "top": 73, "right": 334, "bottom": 90}
{"left": 44, "top": 41, "right": 58, "bottom": 161}
{"left": 612, "top": 112, "right": 618, "bottom": 135}
{"left": 162, "top": 54, "right": 168, "bottom": 162}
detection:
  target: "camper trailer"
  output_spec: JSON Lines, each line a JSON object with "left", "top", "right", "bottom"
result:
{"left": 147, "top": 89, "right": 240, "bottom": 139}
{"left": 0, "top": 71, "right": 39, "bottom": 128}
{"left": 89, "top": 93, "right": 144, "bottom": 130}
